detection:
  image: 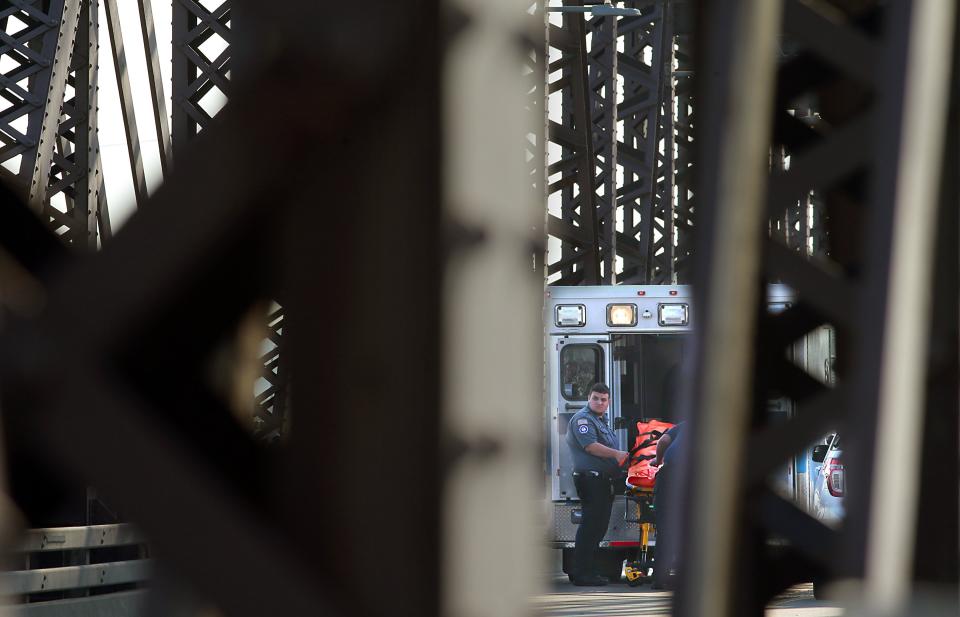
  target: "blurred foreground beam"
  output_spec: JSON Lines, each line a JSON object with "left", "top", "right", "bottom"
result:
{"left": 676, "top": 0, "right": 956, "bottom": 615}
{"left": 442, "top": 1, "right": 544, "bottom": 615}
{"left": 672, "top": 1, "right": 783, "bottom": 616}
{"left": 0, "top": 1, "right": 446, "bottom": 616}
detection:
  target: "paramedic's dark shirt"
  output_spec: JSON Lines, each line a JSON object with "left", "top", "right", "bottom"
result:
{"left": 662, "top": 421, "right": 686, "bottom": 467}
{"left": 566, "top": 407, "right": 620, "bottom": 475}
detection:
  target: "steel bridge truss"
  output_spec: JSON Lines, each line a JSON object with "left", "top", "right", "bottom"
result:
{"left": 0, "top": 1, "right": 954, "bottom": 615}
{"left": 545, "top": 0, "right": 695, "bottom": 285}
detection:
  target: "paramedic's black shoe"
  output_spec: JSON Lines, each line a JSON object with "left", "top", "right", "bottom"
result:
{"left": 569, "top": 575, "right": 608, "bottom": 586}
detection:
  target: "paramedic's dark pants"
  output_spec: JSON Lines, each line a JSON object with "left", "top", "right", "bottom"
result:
{"left": 572, "top": 473, "right": 614, "bottom": 578}
{"left": 653, "top": 464, "right": 676, "bottom": 581}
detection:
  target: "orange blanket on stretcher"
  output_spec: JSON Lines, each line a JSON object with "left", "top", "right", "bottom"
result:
{"left": 625, "top": 420, "right": 675, "bottom": 488}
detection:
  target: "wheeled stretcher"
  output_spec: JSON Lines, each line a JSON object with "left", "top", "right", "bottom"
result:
{"left": 621, "top": 420, "right": 674, "bottom": 586}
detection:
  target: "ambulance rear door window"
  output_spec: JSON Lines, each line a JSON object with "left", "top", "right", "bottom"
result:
{"left": 560, "top": 345, "right": 603, "bottom": 401}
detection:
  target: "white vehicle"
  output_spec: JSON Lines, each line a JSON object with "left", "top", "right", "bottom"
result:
{"left": 544, "top": 284, "right": 830, "bottom": 580}
{"left": 811, "top": 433, "right": 845, "bottom": 526}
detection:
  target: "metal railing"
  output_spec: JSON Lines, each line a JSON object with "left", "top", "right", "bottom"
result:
{"left": 2, "top": 524, "right": 149, "bottom": 616}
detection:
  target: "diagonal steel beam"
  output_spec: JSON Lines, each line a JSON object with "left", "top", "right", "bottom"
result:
{"left": 138, "top": 0, "right": 172, "bottom": 178}
{"left": 103, "top": 0, "right": 147, "bottom": 208}
{"left": 26, "top": 0, "right": 82, "bottom": 212}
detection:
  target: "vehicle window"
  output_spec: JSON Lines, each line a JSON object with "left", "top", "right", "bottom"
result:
{"left": 830, "top": 435, "right": 842, "bottom": 450}
{"left": 560, "top": 344, "right": 603, "bottom": 401}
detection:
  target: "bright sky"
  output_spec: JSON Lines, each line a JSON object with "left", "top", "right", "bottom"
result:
{"left": 98, "top": 1, "right": 227, "bottom": 230}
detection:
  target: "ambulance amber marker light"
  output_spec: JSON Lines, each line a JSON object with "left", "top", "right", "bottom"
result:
{"left": 669, "top": 290, "right": 678, "bottom": 296}
{"left": 607, "top": 304, "right": 637, "bottom": 326}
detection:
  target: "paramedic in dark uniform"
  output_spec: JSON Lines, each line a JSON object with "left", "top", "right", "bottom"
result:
{"left": 651, "top": 420, "right": 685, "bottom": 587}
{"left": 565, "top": 383, "right": 629, "bottom": 586}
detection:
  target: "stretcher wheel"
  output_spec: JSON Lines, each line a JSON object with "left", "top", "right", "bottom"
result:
{"left": 623, "top": 561, "right": 648, "bottom": 587}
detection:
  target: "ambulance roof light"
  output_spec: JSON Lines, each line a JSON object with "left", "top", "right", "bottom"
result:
{"left": 556, "top": 304, "right": 586, "bottom": 327}
{"left": 658, "top": 303, "right": 689, "bottom": 326}
{"left": 607, "top": 304, "right": 637, "bottom": 327}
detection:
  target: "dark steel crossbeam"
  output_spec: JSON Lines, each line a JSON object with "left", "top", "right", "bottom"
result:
{"left": 675, "top": 0, "right": 956, "bottom": 614}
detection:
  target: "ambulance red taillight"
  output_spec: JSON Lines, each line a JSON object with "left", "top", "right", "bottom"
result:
{"left": 827, "top": 458, "right": 844, "bottom": 497}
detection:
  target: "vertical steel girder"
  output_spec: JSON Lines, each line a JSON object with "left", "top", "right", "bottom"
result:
{"left": 670, "top": 41, "right": 694, "bottom": 280}
{"left": 547, "top": 8, "right": 602, "bottom": 284}
{"left": 675, "top": 1, "right": 957, "bottom": 616}
{"left": 616, "top": 2, "right": 665, "bottom": 283}
{"left": 586, "top": 12, "right": 618, "bottom": 283}
{"left": 546, "top": 1, "right": 692, "bottom": 286}
{"left": 647, "top": 27, "right": 695, "bottom": 283}
{"left": 62, "top": 0, "right": 101, "bottom": 248}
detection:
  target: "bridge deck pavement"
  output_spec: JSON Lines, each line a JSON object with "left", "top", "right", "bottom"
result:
{"left": 532, "top": 577, "right": 845, "bottom": 617}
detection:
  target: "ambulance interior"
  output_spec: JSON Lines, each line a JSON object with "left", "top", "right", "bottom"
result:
{"left": 611, "top": 334, "right": 687, "bottom": 450}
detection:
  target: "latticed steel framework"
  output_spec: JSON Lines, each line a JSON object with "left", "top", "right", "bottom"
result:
{"left": 545, "top": 0, "right": 694, "bottom": 285}
{"left": 171, "top": 0, "right": 230, "bottom": 149}
{"left": 0, "top": 0, "right": 106, "bottom": 247}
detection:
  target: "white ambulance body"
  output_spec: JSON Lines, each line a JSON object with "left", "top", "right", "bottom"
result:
{"left": 543, "top": 284, "right": 830, "bottom": 574}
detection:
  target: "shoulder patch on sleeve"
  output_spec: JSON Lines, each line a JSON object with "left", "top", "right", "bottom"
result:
{"left": 578, "top": 424, "right": 590, "bottom": 434}
{"left": 577, "top": 419, "right": 590, "bottom": 425}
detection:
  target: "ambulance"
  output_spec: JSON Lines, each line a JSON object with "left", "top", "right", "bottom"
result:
{"left": 544, "top": 284, "right": 831, "bottom": 580}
